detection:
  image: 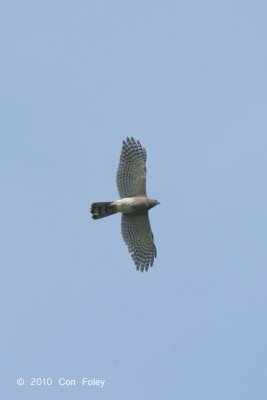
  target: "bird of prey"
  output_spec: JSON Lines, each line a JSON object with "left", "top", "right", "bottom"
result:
{"left": 91, "top": 137, "right": 159, "bottom": 272}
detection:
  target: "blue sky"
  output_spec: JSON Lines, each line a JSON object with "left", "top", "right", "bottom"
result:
{"left": 1, "top": 1, "right": 267, "bottom": 399}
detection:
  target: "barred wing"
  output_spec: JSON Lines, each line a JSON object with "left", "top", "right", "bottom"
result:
{"left": 116, "top": 137, "right": 147, "bottom": 198}
{"left": 121, "top": 213, "right": 157, "bottom": 272}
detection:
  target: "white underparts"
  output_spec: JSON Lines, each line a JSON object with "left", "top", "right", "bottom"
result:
{"left": 113, "top": 198, "right": 136, "bottom": 213}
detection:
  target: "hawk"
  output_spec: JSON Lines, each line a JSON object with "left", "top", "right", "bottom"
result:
{"left": 91, "top": 137, "right": 159, "bottom": 272}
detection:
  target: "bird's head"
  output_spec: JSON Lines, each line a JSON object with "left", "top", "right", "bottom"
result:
{"left": 148, "top": 199, "right": 160, "bottom": 209}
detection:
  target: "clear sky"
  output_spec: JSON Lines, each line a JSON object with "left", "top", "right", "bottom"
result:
{"left": 1, "top": 1, "right": 267, "bottom": 399}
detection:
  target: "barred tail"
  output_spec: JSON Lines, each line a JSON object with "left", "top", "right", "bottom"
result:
{"left": 91, "top": 202, "right": 118, "bottom": 219}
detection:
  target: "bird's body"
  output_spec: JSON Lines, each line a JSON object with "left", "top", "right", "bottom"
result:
{"left": 91, "top": 137, "right": 159, "bottom": 272}
{"left": 91, "top": 197, "right": 159, "bottom": 218}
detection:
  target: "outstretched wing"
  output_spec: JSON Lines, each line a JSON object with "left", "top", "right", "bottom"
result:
{"left": 121, "top": 213, "right": 157, "bottom": 272}
{"left": 116, "top": 137, "right": 147, "bottom": 198}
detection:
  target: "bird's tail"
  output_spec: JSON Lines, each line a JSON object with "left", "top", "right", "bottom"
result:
{"left": 91, "top": 202, "right": 118, "bottom": 219}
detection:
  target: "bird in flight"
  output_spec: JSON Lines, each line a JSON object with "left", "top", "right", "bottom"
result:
{"left": 91, "top": 137, "right": 159, "bottom": 272}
